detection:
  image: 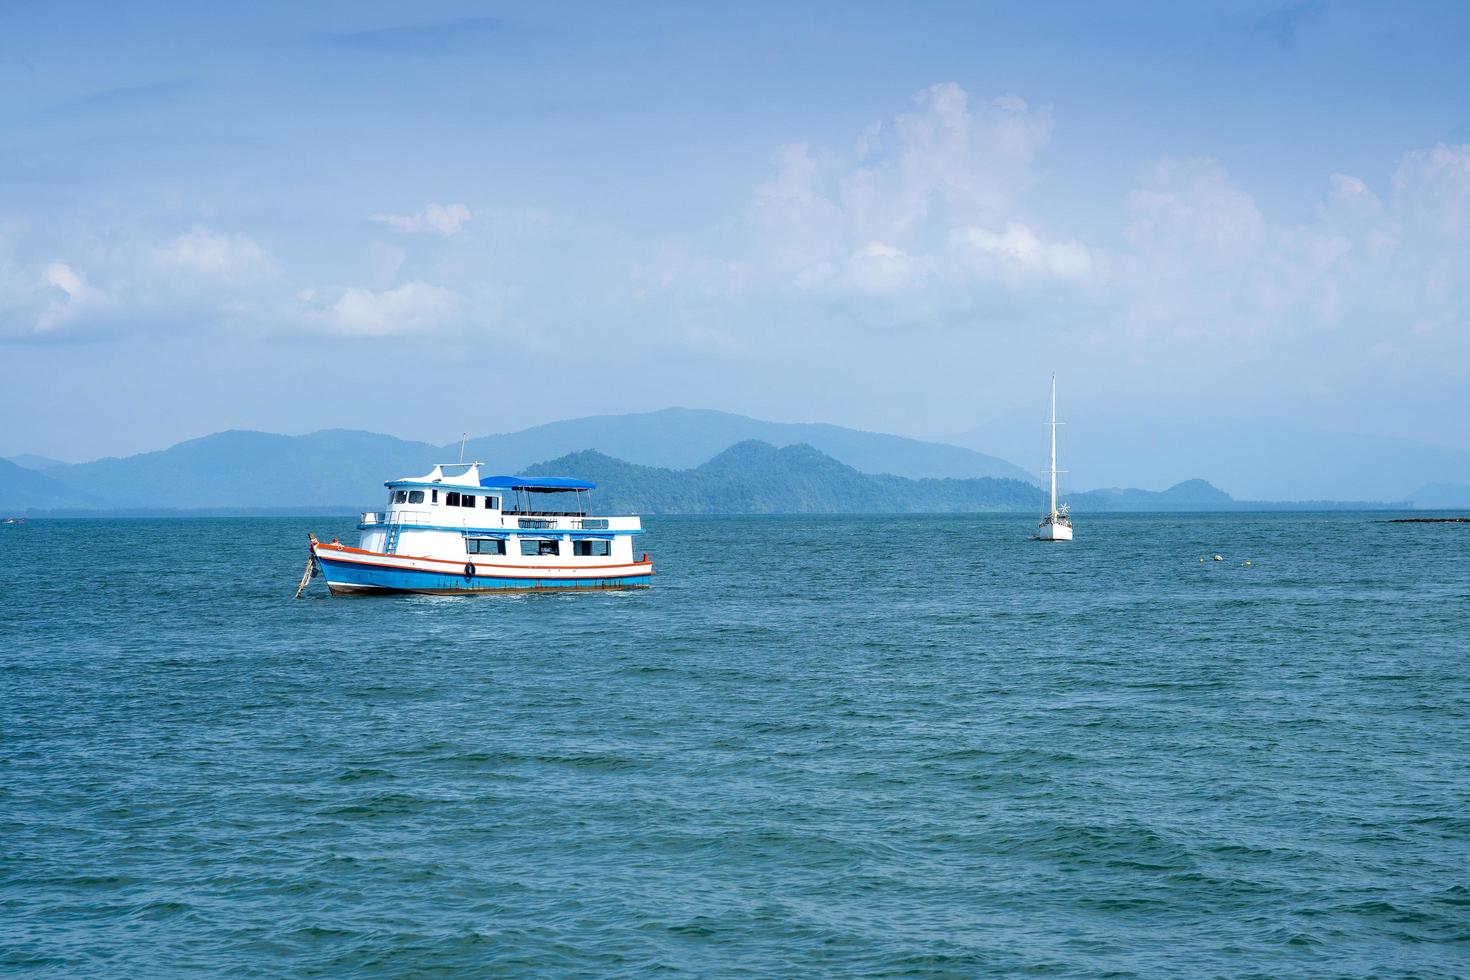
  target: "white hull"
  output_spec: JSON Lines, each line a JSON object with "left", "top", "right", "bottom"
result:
{"left": 1037, "top": 521, "right": 1073, "bottom": 541}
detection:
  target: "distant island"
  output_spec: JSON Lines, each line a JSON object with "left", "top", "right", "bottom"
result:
{"left": 8, "top": 407, "right": 1465, "bottom": 515}
{"left": 518, "top": 443, "right": 1397, "bottom": 515}
{"left": 3, "top": 433, "right": 1402, "bottom": 517}
{"left": 13, "top": 408, "right": 1468, "bottom": 513}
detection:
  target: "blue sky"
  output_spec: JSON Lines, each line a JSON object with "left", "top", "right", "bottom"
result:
{"left": 3, "top": 1, "right": 1468, "bottom": 461}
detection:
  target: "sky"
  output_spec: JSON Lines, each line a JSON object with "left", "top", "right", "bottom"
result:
{"left": 2, "top": 0, "right": 1468, "bottom": 462}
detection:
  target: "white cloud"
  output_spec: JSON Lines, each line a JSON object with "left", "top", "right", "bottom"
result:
{"left": 1116, "top": 159, "right": 1342, "bottom": 336}
{"left": 37, "top": 262, "right": 102, "bottom": 332}
{"left": 1114, "top": 147, "right": 1470, "bottom": 349}
{"left": 752, "top": 143, "right": 846, "bottom": 278}
{"left": 1125, "top": 158, "right": 1266, "bottom": 265}
{"left": 949, "top": 222, "right": 1091, "bottom": 280}
{"left": 1326, "top": 173, "right": 1382, "bottom": 218}
{"left": 316, "top": 280, "right": 460, "bottom": 336}
{"left": 372, "top": 203, "right": 472, "bottom": 236}
{"left": 743, "top": 83, "right": 1066, "bottom": 296}
{"left": 847, "top": 242, "right": 914, "bottom": 292}
{"left": 151, "top": 227, "right": 273, "bottom": 281}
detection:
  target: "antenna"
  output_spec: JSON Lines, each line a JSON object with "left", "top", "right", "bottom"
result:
{"left": 459, "top": 432, "right": 467, "bottom": 464}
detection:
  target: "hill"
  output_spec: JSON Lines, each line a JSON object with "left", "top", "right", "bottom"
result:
{"left": 1070, "top": 478, "right": 1234, "bottom": 512}
{"left": 43, "top": 429, "right": 441, "bottom": 509}
{"left": 461, "top": 407, "right": 1033, "bottom": 482}
{"left": 20, "top": 409, "right": 1034, "bottom": 512}
{"left": 952, "top": 414, "right": 1470, "bottom": 502}
{"left": 521, "top": 441, "right": 1040, "bottom": 514}
{"left": 1407, "top": 483, "right": 1470, "bottom": 508}
{"left": 522, "top": 448, "right": 1386, "bottom": 515}
{"left": 4, "top": 419, "right": 1403, "bottom": 515}
{"left": 5, "top": 454, "right": 64, "bottom": 471}
{"left": 1067, "top": 478, "right": 1387, "bottom": 512}
{"left": 0, "top": 458, "right": 105, "bottom": 511}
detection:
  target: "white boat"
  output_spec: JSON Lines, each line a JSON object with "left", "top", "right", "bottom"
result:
{"left": 1037, "top": 375, "right": 1073, "bottom": 542}
{"left": 307, "top": 463, "right": 652, "bottom": 595}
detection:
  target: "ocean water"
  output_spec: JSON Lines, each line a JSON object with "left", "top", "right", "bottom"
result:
{"left": 2, "top": 513, "right": 1468, "bottom": 976}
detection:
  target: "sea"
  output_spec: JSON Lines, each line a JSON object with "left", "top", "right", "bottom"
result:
{"left": 2, "top": 514, "right": 1467, "bottom": 976}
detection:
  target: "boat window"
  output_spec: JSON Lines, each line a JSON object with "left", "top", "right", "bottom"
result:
{"left": 446, "top": 492, "right": 460, "bottom": 507}
{"left": 459, "top": 495, "right": 476, "bottom": 508}
{"left": 485, "top": 496, "right": 500, "bottom": 510}
{"left": 520, "top": 539, "right": 561, "bottom": 557}
{"left": 408, "top": 490, "right": 425, "bottom": 504}
{"left": 468, "top": 538, "right": 505, "bottom": 555}
{"left": 393, "top": 490, "right": 407, "bottom": 504}
{"left": 574, "top": 540, "right": 611, "bottom": 557}
{"left": 431, "top": 490, "right": 439, "bottom": 504}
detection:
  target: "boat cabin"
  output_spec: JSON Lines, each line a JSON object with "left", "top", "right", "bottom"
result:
{"left": 356, "top": 463, "right": 640, "bottom": 565}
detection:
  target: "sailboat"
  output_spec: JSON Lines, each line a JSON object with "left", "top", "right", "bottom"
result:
{"left": 1036, "top": 374, "right": 1073, "bottom": 542}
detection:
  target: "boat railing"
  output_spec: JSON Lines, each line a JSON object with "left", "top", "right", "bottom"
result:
{"left": 362, "top": 510, "right": 608, "bottom": 529}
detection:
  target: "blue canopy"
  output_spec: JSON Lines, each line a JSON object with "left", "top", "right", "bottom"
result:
{"left": 478, "top": 475, "right": 595, "bottom": 492}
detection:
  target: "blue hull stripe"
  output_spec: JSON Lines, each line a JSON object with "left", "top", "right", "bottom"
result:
{"left": 317, "top": 555, "right": 651, "bottom": 594}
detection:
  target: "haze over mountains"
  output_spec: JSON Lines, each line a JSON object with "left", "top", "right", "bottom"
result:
{"left": 952, "top": 413, "right": 1470, "bottom": 504}
{"left": 459, "top": 409, "right": 1032, "bottom": 482}
{"left": 2, "top": 407, "right": 1465, "bottom": 514}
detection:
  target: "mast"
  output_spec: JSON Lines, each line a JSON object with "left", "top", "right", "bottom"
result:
{"left": 1048, "top": 374, "right": 1058, "bottom": 518}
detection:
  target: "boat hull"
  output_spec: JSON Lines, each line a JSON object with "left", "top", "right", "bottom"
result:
{"left": 312, "top": 544, "right": 652, "bottom": 596}
{"left": 1036, "top": 521, "right": 1073, "bottom": 542}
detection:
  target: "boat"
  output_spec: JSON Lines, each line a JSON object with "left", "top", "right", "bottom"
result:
{"left": 1036, "top": 374, "right": 1073, "bottom": 542}
{"left": 1, "top": 517, "right": 25, "bottom": 526}
{"left": 306, "top": 463, "right": 652, "bottom": 595}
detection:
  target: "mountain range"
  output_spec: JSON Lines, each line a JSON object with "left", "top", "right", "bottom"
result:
{"left": 1, "top": 407, "right": 1457, "bottom": 515}
{"left": 459, "top": 408, "right": 1032, "bottom": 481}
{"left": 524, "top": 444, "right": 1384, "bottom": 515}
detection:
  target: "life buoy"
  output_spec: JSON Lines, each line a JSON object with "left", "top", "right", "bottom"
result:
{"left": 464, "top": 562, "right": 476, "bottom": 578}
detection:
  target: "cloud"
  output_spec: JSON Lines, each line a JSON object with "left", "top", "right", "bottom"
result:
{"left": 751, "top": 143, "right": 845, "bottom": 278}
{"left": 738, "top": 82, "right": 1073, "bottom": 299}
{"left": 949, "top": 222, "right": 1092, "bottom": 281}
{"left": 372, "top": 203, "right": 472, "bottom": 236}
{"left": 1392, "top": 143, "right": 1470, "bottom": 236}
{"left": 1125, "top": 158, "right": 1266, "bottom": 265}
{"left": 1115, "top": 158, "right": 1342, "bottom": 336}
{"left": 151, "top": 228, "right": 274, "bottom": 281}
{"left": 368, "top": 241, "right": 407, "bottom": 289}
{"left": 847, "top": 242, "right": 914, "bottom": 292}
{"left": 1114, "top": 146, "right": 1470, "bottom": 349}
{"left": 1325, "top": 173, "right": 1382, "bottom": 218}
{"left": 863, "top": 83, "right": 1052, "bottom": 232}
{"left": 314, "top": 280, "right": 460, "bottom": 336}
{"left": 37, "top": 262, "right": 102, "bottom": 332}
{"left": 317, "top": 17, "right": 505, "bottom": 54}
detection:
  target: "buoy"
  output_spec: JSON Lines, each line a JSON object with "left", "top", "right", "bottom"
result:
{"left": 1212, "top": 554, "right": 1223, "bottom": 561}
{"left": 464, "top": 562, "right": 476, "bottom": 579}
{"left": 1244, "top": 560, "right": 1252, "bottom": 567}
